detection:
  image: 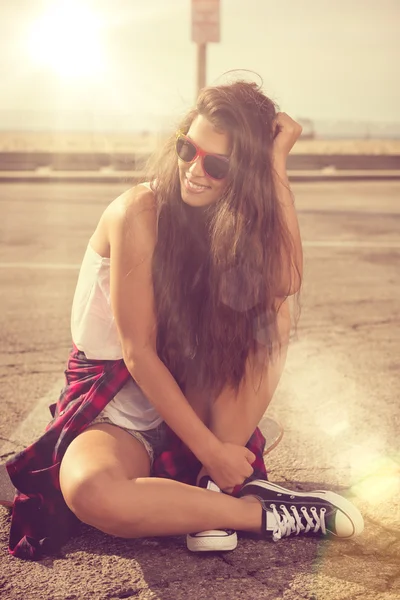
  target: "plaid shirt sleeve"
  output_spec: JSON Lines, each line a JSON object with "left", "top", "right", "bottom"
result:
{"left": 6, "top": 345, "right": 268, "bottom": 560}
{"left": 6, "top": 345, "right": 132, "bottom": 560}
{"left": 152, "top": 425, "right": 268, "bottom": 496}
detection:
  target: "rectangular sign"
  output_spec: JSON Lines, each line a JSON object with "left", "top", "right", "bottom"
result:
{"left": 192, "top": 0, "right": 220, "bottom": 44}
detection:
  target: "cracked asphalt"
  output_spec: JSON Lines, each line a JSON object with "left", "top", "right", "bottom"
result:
{"left": 0, "top": 180, "right": 399, "bottom": 599}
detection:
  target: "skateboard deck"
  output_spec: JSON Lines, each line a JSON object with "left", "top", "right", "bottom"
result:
{"left": 0, "top": 418, "right": 283, "bottom": 508}
{"left": 0, "top": 463, "right": 15, "bottom": 508}
{"left": 261, "top": 416, "right": 284, "bottom": 456}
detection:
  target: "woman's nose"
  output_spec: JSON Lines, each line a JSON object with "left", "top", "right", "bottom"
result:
{"left": 187, "top": 156, "right": 205, "bottom": 177}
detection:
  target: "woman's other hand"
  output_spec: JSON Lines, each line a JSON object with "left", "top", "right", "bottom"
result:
{"left": 272, "top": 112, "right": 303, "bottom": 163}
{"left": 203, "top": 442, "right": 256, "bottom": 493}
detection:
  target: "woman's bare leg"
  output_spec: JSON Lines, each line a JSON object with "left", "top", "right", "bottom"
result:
{"left": 185, "top": 298, "right": 291, "bottom": 483}
{"left": 210, "top": 297, "right": 291, "bottom": 446}
{"left": 60, "top": 423, "right": 262, "bottom": 539}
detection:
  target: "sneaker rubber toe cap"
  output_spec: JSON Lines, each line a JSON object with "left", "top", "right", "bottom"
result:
{"left": 334, "top": 508, "right": 364, "bottom": 538}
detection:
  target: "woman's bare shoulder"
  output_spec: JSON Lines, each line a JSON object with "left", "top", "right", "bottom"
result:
{"left": 109, "top": 183, "right": 156, "bottom": 218}
{"left": 91, "top": 184, "right": 157, "bottom": 258}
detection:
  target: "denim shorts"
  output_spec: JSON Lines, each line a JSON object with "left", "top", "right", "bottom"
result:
{"left": 89, "top": 411, "right": 168, "bottom": 469}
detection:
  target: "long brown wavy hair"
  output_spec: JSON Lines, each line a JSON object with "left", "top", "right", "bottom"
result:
{"left": 143, "top": 80, "right": 302, "bottom": 399}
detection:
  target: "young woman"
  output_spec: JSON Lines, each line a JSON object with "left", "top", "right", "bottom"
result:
{"left": 6, "top": 80, "right": 363, "bottom": 560}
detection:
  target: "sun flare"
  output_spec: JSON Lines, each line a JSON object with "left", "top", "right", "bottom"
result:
{"left": 27, "top": 2, "right": 104, "bottom": 78}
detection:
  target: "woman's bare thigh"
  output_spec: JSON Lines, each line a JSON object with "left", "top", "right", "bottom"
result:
{"left": 59, "top": 423, "right": 151, "bottom": 521}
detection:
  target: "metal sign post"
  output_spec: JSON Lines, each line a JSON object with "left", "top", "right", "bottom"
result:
{"left": 191, "top": 0, "right": 220, "bottom": 98}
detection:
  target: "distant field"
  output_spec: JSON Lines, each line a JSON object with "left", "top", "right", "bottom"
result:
{"left": 0, "top": 131, "right": 399, "bottom": 155}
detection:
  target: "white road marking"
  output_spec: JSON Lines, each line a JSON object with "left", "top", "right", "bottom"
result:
{"left": 0, "top": 379, "right": 65, "bottom": 457}
{"left": 304, "top": 240, "right": 400, "bottom": 248}
{"left": 0, "top": 262, "right": 80, "bottom": 269}
{"left": 0, "top": 240, "right": 399, "bottom": 271}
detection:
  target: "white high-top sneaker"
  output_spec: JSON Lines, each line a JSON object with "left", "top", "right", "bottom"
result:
{"left": 186, "top": 477, "right": 238, "bottom": 552}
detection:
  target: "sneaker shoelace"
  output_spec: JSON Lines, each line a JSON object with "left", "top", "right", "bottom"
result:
{"left": 269, "top": 503, "right": 327, "bottom": 541}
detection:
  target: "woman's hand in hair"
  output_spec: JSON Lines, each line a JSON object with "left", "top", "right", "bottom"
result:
{"left": 204, "top": 442, "right": 256, "bottom": 493}
{"left": 271, "top": 112, "right": 303, "bottom": 163}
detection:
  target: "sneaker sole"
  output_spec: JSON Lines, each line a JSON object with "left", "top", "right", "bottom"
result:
{"left": 241, "top": 480, "right": 364, "bottom": 538}
{"left": 187, "top": 532, "right": 238, "bottom": 552}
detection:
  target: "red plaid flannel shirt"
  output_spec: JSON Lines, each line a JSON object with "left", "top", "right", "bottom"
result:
{"left": 6, "top": 344, "right": 268, "bottom": 561}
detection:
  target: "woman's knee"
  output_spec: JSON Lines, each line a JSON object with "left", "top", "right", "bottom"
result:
{"left": 60, "top": 461, "right": 118, "bottom": 529}
{"left": 59, "top": 424, "right": 151, "bottom": 532}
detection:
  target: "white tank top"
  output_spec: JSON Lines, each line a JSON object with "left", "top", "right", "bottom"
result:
{"left": 70, "top": 183, "right": 163, "bottom": 431}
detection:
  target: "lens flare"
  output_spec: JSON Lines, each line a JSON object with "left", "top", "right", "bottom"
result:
{"left": 27, "top": 2, "right": 105, "bottom": 78}
{"left": 350, "top": 453, "right": 399, "bottom": 504}
{"left": 313, "top": 400, "right": 350, "bottom": 437}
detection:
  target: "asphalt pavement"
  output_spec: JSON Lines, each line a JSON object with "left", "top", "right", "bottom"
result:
{"left": 0, "top": 180, "right": 399, "bottom": 599}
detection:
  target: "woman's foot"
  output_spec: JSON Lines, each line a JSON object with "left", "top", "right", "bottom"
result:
{"left": 186, "top": 477, "right": 238, "bottom": 552}
{"left": 239, "top": 480, "right": 364, "bottom": 541}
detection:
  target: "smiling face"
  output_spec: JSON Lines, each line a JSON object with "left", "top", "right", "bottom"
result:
{"left": 178, "top": 114, "right": 231, "bottom": 208}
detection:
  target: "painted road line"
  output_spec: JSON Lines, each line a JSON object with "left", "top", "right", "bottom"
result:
{"left": 0, "top": 240, "right": 399, "bottom": 272}
{"left": 304, "top": 240, "right": 400, "bottom": 248}
{"left": 0, "top": 379, "right": 65, "bottom": 458}
{"left": 0, "top": 262, "right": 80, "bottom": 269}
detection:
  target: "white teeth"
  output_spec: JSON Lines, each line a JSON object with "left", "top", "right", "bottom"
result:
{"left": 186, "top": 178, "right": 208, "bottom": 191}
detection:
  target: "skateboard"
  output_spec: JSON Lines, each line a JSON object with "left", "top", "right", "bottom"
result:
{"left": 0, "top": 463, "right": 15, "bottom": 508}
{"left": 0, "top": 417, "right": 283, "bottom": 508}
{"left": 261, "top": 415, "right": 284, "bottom": 456}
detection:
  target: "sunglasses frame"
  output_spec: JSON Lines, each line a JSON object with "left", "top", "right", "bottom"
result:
{"left": 175, "top": 131, "right": 230, "bottom": 181}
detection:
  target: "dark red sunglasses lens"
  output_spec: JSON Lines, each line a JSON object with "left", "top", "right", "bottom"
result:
{"left": 203, "top": 156, "right": 229, "bottom": 180}
{"left": 176, "top": 137, "right": 196, "bottom": 162}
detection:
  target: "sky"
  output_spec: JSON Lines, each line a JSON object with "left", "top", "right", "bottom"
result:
{"left": 0, "top": 0, "right": 399, "bottom": 131}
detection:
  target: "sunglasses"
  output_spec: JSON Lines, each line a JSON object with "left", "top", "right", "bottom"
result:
{"left": 175, "top": 132, "right": 230, "bottom": 181}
